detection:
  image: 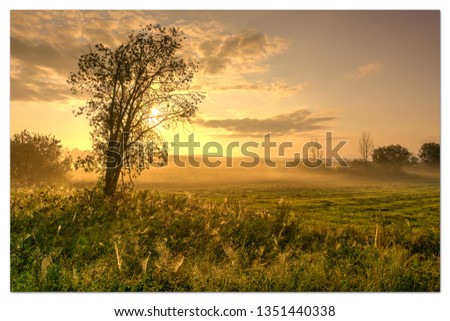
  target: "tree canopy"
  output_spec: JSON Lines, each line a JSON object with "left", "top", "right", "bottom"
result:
{"left": 372, "top": 144, "right": 413, "bottom": 167}
{"left": 11, "top": 130, "right": 72, "bottom": 186}
{"left": 418, "top": 142, "right": 440, "bottom": 166}
{"left": 68, "top": 24, "right": 204, "bottom": 195}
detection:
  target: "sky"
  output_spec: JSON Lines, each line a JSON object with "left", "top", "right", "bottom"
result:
{"left": 10, "top": 10, "right": 440, "bottom": 158}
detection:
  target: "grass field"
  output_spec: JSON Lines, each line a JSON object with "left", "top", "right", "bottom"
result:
{"left": 10, "top": 182, "right": 440, "bottom": 292}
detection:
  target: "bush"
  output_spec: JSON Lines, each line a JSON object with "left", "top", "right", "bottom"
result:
{"left": 11, "top": 130, "right": 72, "bottom": 186}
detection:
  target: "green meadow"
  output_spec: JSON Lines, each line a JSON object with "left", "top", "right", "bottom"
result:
{"left": 11, "top": 181, "right": 439, "bottom": 292}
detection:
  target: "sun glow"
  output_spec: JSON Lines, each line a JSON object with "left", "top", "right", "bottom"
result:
{"left": 149, "top": 107, "right": 161, "bottom": 125}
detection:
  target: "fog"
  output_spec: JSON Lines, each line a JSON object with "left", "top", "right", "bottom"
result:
{"left": 70, "top": 156, "right": 440, "bottom": 191}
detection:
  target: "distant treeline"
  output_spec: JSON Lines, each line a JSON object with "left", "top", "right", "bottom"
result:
{"left": 10, "top": 130, "right": 440, "bottom": 187}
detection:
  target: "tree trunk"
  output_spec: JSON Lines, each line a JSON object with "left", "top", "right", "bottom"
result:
{"left": 104, "top": 166, "right": 122, "bottom": 196}
{"left": 103, "top": 140, "right": 123, "bottom": 196}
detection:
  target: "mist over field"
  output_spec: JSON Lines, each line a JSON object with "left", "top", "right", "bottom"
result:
{"left": 69, "top": 155, "right": 440, "bottom": 190}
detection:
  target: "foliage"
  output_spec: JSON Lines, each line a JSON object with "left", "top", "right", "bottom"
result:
{"left": 68, "top": 24, "right": 204, "bottom": 195}
{"left": 418, "top": 142, "right": 440, "bottom": 166}
{"left": 372, "top": 144, "right": 413, "bottom": 167}
{"left": 11, "top": 184, "right": 439, "bottom": 292}
{"left": 10, "top": 130, "right": 72, "bottom": 186}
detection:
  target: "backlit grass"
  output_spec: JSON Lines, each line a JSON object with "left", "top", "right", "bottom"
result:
{"left": 10, "top": 183, "right": 439, "bottom": 291}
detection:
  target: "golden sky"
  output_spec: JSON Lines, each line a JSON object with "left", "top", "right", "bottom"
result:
{"left": 10, "top": 10, "right": 440, "bottom": 158}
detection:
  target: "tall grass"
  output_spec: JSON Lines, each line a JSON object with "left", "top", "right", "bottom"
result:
{"left": 10, "top": 185, "right": 439, "bottom": 291}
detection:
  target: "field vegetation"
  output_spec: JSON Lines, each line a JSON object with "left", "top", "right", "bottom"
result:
{"left": 11, "top": 180, "right": 439, "bottom": 292}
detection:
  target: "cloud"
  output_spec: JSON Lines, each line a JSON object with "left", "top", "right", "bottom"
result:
{"left": 11, "top": 37, "right": 76, "bottom": 76}
{"left": 10, "top": 11, "right": 163, "bottom": 102}
{"left": 10, "top": 11, "right": 299, "bottom": 102}
{"left": 197, "top": 29, "right": 287, "bottom": 75}
{"left": 10, "top": 59, "right": 73, "bottom": 102}
{"left": 191, "top": 78, "right": 306, "bottom": 97}
{"left": 11, "top": 76, "right": 71, "bottom": 102}
{"left": 183, "top": 26, "right": 300, "bottom": 96}
{"left": 196, "top": 109, "right": 334, "bottom": 137}
{"left": 350, "top": 62, "right": 383, "bottom": 79}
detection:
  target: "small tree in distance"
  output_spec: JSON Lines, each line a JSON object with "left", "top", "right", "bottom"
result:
{"left": 359, "top": 131, "right": 374, "bottom": 162}
{"left": 372, "top": 144, "right": 413, "bottom": 168}
{"left": 11, "top": 130, "right": 72, "bottom": 186}
{"left": 418, "top": 142, "right": 440, "bottom": 166}
{"left": 68, "top": 24, "right": 204, "bottom": 196}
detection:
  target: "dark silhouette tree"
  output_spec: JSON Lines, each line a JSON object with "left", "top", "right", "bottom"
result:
{"left": 359, "top": 131, "right": 374, "bottom": 162}
{"left": 11, "top": 130, "right": 72, "bottom": 186}
{"left": 68, "top": 24, "right": 204, "bottom": 196}
{"left": 372, "top": 144, "right": 413, "bottom": 167}
{"left": 418, "top": 142, "right": 440, "bottom": 166}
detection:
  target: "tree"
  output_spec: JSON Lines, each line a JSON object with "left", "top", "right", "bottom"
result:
{"left": 418, "top": 142, "right": 440, "bottom": 166}
{"left": 359, "top": 131, "right": 374, "bottom": 162}
{"left": 68, "top": 24, "right": 204, "bottom": 195}
{"left": 307, "top": 138, "right": 323, "bottom": 167}
{"left": 11, "top": 130, "right": 72, "bottom": 186}
{"left": 372, "top": 144, "right": 413, "bottom": 167}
